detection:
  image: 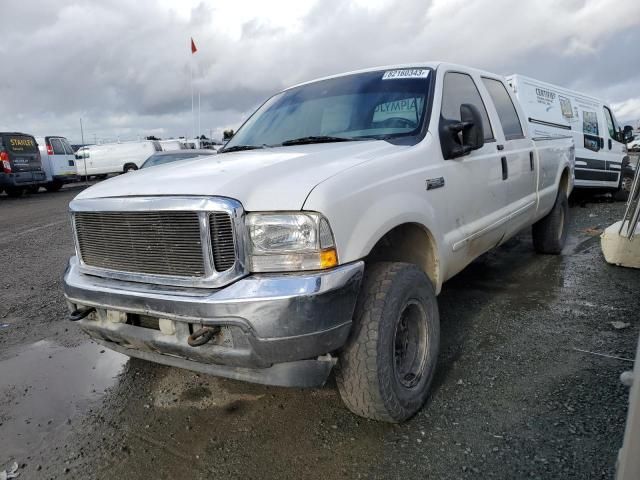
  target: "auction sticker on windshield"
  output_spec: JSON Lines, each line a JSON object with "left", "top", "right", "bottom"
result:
{"left": 382, "top": 69, "right": 429, "bottom": 80}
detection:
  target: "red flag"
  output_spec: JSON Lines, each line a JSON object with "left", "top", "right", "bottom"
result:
{"left": 190, "top": 37, "right": 197, "bottom": 54}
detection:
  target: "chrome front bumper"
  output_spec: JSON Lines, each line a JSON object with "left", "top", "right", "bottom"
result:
{"left": 63, "top": 257, "right": 364, "bottom": 387}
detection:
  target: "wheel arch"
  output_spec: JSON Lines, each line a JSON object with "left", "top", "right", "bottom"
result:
{"left": 559, "top": 166, "right": 571, "bottom": 195}
{"left": 366, "top": 222, "right": 441, "bottom": 293}
{"left": 123, "top": 162, "right": 138, "bottom": 172}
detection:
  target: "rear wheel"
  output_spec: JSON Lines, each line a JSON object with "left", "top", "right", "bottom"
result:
{"left": 532, "top": 190, "right": 568, "bottom": 254}
{"left": 27, "top": 185, "right": 40, "bottom": 194}
{"left": 45, "top": 180, "right": 63, "bottom": 192}
{"left": 5, "top": 187, "right": 24, "bottom": 198}
{"left": 336, "top": 262, "right": 440, "bottom": 423}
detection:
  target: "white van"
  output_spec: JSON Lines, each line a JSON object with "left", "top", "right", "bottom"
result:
{"left": 507, "top": 74, "right": 632, "bottom": 195}
{"left": 35, "top": 136, "right": 78, "bottom": 191}
{"left": 75, "top": 140, "right": 162, "bottom": 177}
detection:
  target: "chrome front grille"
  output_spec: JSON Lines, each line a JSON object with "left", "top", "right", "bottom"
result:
{"left": 74, "top": 211, "right": 206, "bottom": 277}
{"left": 210, "top": 212, "right": 236, "bottom": 271}
{"left": 70, "top": 196, "right": 246, "bottom": 289}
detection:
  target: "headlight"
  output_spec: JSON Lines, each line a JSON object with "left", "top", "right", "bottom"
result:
{"left": 246, "top": 212, "right": 338, "bottom": 272}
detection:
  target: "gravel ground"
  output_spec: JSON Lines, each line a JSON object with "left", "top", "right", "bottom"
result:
{"left": 0, "top": 187, "right": 638, "bottom": 479}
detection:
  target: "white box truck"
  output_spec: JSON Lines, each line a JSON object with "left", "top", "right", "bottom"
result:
{"left": 507, "top": 74, "right": 634, "bottom": 198}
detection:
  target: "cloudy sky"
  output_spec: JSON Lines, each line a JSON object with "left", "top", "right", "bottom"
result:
{"left": 1, "top": 0, "right": 639, "bottom": 143}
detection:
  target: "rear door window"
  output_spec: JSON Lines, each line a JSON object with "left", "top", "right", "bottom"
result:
{"left": 61, "top": 138, "right": 75, "bottom": 155}
{"left": 4, "top": 135, "right": 38, "bottom": 153}
{"left": 481, "top": 78, "right": 524, "bottom": 140}
{"left": 50, "top": 138, "right": 67, "bottom": 155}
{"left": 441, "top": 72, "right": 494, "bottom": 141}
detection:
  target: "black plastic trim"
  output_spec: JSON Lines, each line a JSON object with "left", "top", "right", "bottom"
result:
{"left": 528, "top": 117, "right": 572, "bottom": 130}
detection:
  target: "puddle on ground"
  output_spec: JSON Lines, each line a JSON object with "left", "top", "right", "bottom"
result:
{"left": 0, "top": 340, "right": 127, "bottom": 464}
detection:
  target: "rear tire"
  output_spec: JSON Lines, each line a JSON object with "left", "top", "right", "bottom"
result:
{"left": 336, "top": 262, "right": 440, "bottom": 423}
{"left": 5, "top": 187, "right": 24, "bottom": 198}
{"left": 27, "top": 185, "right": 40, "bottom": 194}
{"left": 45, "top": 180, "right": 63, "bottom": 192}
{"left": 532, "top": 190, "right": 568, "bottom": 254}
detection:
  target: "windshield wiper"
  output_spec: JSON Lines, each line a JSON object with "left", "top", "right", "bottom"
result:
{"left": 220, "top": 145, "right": 265, "bottom": 153}
{"left": 280, "top": 136, "right": 354, "bottom": 146}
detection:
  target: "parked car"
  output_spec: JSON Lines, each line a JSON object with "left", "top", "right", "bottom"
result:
{"left": 627, "top": 135, "right": 640, "bottom": 152}
{"left": 507, "top": 74, "right": 633, "bottom": 199}
{"left": 64, "top": 63, "right": 574, "bottom": 422}
{"left": 140, "top": 149, "right": 215, "bottom": 169}
{"left": 34, "top": 136, "right": 78, "bottom": 192}
{"left": 0, "top": 132, "right": 46, "bottom": 197}
{"left": 74, "top": 140, "right": 162, "bottom": 177}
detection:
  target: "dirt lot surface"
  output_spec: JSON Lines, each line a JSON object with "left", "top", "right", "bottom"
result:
{"left": 0, "top": 187, "right": 638, "bottom": 479}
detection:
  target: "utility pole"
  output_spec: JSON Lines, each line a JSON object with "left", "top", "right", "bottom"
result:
{"left": 80, "top": 118, "right": 88, "bottom": 185}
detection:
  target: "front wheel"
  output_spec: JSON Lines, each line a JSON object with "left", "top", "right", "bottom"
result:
{"left": 613, "top": 173, "right": 633, "bottom": 202}
{"left": 532, "top": 190, "right": 569, "bottom": 254}
{"left": 336, "top": 262, "right": 440, "bottom": 423}
{"left": 123, "top": 164, "right": 138, "bottom": 173}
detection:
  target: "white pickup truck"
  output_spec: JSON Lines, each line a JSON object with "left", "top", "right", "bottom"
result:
{"left": 63, "top": 63, "right": 574, "bottom": 422}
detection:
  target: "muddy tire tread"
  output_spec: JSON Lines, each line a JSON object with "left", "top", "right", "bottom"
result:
{"left": 336, "top": 262, "right": 437, "bottom": 422}
{"left": 532, "top": 191, "right": 568, "bottom": 254}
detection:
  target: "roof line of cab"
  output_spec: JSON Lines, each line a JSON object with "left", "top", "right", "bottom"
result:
{"left": 282, "top": 61, "right": 509, "bottom": 93}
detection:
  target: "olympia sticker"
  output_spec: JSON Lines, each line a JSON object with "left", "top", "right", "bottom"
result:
{"left": 382, "top": 69, "right": 429, "bottom": 80}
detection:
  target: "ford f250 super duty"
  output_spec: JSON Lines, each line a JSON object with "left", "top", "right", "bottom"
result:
{"left": 63, "top": 63, "right": 574, "bottom": 422}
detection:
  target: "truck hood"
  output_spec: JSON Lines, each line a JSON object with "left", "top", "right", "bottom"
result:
{"left": 74, "top": 140, "right": 398, "bottom": 210}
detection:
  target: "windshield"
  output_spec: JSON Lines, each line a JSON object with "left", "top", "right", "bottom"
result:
{"left": 223, "top": 68, "right": 432, "bottom": 150}
{"left": 141, "top": 152, "right": 211, "bottom": 168}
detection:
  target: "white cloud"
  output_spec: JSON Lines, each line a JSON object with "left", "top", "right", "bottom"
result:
{"left": 612, "top": 98, "right": 640, "bottom": 125}
{"left": 0, "top": 0, "right": 639, "bottom": 142}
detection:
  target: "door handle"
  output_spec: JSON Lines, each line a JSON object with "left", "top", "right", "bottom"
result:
{"left": 529, "top": 151, "right": 534, "bottom": 171}
{"left": 501, "top": 156, "right": 508, "bottom": 180}
{"left": 608, "top": 138, "right": 612, "bottom": 150}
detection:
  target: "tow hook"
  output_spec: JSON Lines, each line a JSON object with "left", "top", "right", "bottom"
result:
{"left": 68, "top": 306, "right": 96, "bottom": 321}
{"left": 188, "top": 326, "right": 220, "bottom": 347}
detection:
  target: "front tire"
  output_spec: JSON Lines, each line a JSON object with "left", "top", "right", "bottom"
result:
{"left": 123, "top": 164, "right": 138, "bottom": 173}
{"left": 532, "top": 190, "right": 568, "bottom": 254}
{"left": 613, "top": 173, "right": 633, "bottom": 202}
{"left": 336, "top": 262, "right": 440, "bottom": 423}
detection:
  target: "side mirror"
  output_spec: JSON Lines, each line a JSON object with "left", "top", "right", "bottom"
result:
{"left": 623, "top": 125, "right": 634, "bottom": 143}
{"left": 439, "top": 103, "right": 485, "bottom": 159}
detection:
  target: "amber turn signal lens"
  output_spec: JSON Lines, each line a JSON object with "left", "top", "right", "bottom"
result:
{"left": 320, "top": 248, "right": 338, "bottom": 269}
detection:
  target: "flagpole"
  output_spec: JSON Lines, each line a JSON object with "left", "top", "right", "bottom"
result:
{"left": 198, "top": 92, "right": 201, "bottom": 144}
{"left": 190, "top": 58, "right": 195, "bottom": 141}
